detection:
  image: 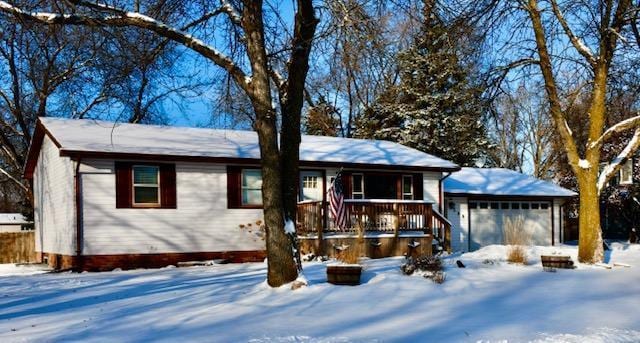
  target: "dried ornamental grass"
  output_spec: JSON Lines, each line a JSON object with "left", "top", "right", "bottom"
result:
{"left": 337, "top": 244, "right": 362, "bottom": 264}
{"left": 503, "top": 216, "right": 530, "bottom": 265}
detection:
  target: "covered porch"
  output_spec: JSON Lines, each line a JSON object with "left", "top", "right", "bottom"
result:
{"left": 296, "top": 199, "right": 451, "bottom": 258}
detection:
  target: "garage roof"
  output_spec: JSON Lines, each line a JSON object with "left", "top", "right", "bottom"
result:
{"left": 444, "top": 168, "right": 577, "bottom": 198}
{"left": 0, "top": 213, "right": 29, "bottom": 225}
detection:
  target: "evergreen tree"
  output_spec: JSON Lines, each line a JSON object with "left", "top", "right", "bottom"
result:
{"left": 353, "top": 4, "right": 490, "bottom": 166}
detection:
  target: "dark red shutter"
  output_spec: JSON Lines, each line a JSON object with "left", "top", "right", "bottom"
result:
{"left": 342, "top": 171, "right": 352, "bottom": 199}
{"left": 160, "top": 164, "right": 177, "bottom": 209}
{"left": 115, "top": 162, "right": 132, "bottom": 208}
{"left": 413, "top": 173, "right": 424, "bottom": 200}
{"left": 227, "top": 166, "right": 242, "bottom": 208}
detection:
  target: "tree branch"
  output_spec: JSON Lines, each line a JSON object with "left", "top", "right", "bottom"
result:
{"left": 597, "top": 128, "right": 640, "bottom": 193}
{"left": 549, "top": 0, "right": 597, "bottom": 67}
{"left": 590, "top": 114, "right": 640, "bottom": 149}
{"left": 525, "top": 0, "right": 582, "bottom": 171}
{"left": 220, "top": 0, "right": 242, "bottom": 26}
{"left": 0, "top": 165, "right": 28, "bottom": 193}
{"left": 0, "top": 1, "right": 253, "bottom": 93}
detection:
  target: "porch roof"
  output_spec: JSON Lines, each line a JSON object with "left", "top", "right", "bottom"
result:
{"left": 30, "top": 118, "right": 459, "bottom": 173}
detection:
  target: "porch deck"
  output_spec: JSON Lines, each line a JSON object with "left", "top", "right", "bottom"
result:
{"left": 296, "top": 199, "right": 451, "bottom": 258}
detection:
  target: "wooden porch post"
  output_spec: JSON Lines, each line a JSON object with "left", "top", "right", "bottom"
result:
{"left": 393, "top": 203, "right": 399, "bottom": 237}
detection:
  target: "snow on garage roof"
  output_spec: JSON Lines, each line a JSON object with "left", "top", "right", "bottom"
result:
{"left": 0, "top": 213, "right": 29, "bottom": 224}
{"left": 444, "top": 167, "right": 577, "bottom": 198}
{"left": 37, "top": 117, "right": 459, "bottom": 170}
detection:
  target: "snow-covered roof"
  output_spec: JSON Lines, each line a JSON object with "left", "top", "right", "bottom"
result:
{"left": 444, "top": 168, "right": 577, "bottom": 198}
{"left": 0, "top": 213, "right": 29, "bottom": 224}
{"left": 37, "top": 118, "right": 459, "bottom": 170}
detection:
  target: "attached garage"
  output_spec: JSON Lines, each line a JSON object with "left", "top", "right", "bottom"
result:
{"left": 443, "top": 168, "right": 576, "bottom": 252}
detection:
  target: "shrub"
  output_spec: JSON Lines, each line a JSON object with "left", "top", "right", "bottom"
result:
{"left": 401, "top": 255, "right": 445, "bottom": 283}
{"left": 336, "top": 244, "right": 361, "bottom": 264}
{"left": 503, "top": 216, "right": 530, "bottom": 264}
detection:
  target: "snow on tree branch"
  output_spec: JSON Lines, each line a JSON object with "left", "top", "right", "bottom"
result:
{"left": 590, "top": 114, "right": 640, "bottom": 150}
{"left": 549, "top": 0, "right": 597, "bottom": 67}
{"left": 220, "top": 0, "right": 242, "bottom": 26}
{"left": 0, "top": 165, "right": 28, "bottom": 193}
{"left": 0, "top": 1, "right": 252, "bottom": 93}
{"left": 597, "top": 128, "right": 640, "bottom": 193}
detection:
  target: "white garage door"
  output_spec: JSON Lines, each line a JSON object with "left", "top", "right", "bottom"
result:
{"left": 469, "top": 200, "right": 551, "bottom": 251}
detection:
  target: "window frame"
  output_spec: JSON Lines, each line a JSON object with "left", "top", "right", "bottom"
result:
{"left": 620, "top": 159, "right": 634, "bottom": 185}
{"left": 351, "top": 173, "right": 364, "bottom": 199}
{"left": 402, "top": 175, "right": 414, "bottom": 200}
{"left": 131, "top": 164, "right": 161, "bottom": 208}
{"left": 241, "top": 168, "right": 263, "bottom": 206}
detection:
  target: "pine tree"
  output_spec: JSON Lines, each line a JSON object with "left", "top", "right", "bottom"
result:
{"left": 353, "top": 5, "right": 490, "bottom": 166}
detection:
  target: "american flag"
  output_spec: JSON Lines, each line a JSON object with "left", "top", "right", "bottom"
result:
{"left": 329, "top": 171, "right": 347, "bottom": 230}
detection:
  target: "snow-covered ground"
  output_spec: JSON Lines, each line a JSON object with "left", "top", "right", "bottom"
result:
{"left": 1, "top": 243, "right": 640, "bottom": 342}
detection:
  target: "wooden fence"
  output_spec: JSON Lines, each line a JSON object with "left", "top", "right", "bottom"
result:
{"left": 0, "top": 232, "right": 37, "bottom": 264}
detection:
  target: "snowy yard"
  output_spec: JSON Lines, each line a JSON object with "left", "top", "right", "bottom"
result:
{"left": 1, "top": 244, "right": 640, "bottom": 343}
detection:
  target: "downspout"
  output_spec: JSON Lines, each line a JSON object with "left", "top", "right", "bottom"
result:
{"left": 74, "top": 158, "right": 83, "bottom": 270}
{"left": 438, "top": 172, "right": 452, "bottom": 213}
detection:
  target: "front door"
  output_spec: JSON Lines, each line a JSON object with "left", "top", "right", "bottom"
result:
{"left": 300, "top": 171, "right": 323, "bottom": 201}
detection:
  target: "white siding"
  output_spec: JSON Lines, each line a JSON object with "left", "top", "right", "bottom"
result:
{"left": 80, "top": 160, "right": 265, "bottom": 255}
{"left": 423, "top": 172, "right": 442, "bottom": 208}
{"left": 445, "top": 197, "right": 469, "bottom": 252}
{"left": 33, "top": 136, "right": 76, "bottom": 255}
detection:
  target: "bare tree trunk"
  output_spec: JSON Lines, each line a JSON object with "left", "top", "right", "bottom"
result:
{"left": 576, "top": 170, "right": 604, "bottom": 262}
{"left": 243, "top": 0, "right": 298, "bottom": 286}
{"left": 280, "top": 0, "right": 319, "bottom": 270}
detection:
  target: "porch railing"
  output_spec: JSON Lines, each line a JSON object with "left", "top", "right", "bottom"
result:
{"left": 296, "top": 199, "right": 451, "bottom": 251}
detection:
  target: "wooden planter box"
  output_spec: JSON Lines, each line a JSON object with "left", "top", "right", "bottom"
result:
{"left": 541, "top": 255, "right": 575, "bottom": 269}
{"left": 327, "top": 265, "right": 362, "bottom": 285}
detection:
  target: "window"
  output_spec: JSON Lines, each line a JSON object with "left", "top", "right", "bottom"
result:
{"left": 521, "top": 203, "right": 530, "bottom": 210}
{"left": 490, "top": 202, "right": 499, "bottom": 209}
{"left": 541, "top": 203, "right": 549, "bottom": 210}
{"left": 402, "top": 175, "right": 414, "bottom": 200}
{"left": 479, "top": 202, "right": 488, "bottom": 209}
{"left": 469, "top": 202, "right": 478, "bottom": 209}
{"left": 531, "top": 203, "right": 540, "bottom": 210}
{"left": 302, "top": 175, "right": 318, "bottom": 189}
{"left": 115, "top": 162, "right": 176, "bottom": 209}
{"left": 132, "top": 165, "right": 160, "bottom": 206}
{"left": 241, "top": 169, "right": 262, "bottom": 205}
{"left": 352, "top": 174, "right": 364, "bottom": 199}
{"left": 501, "top": 202, "right": 510, "bottom": 210}
{"left": 620, "top": 159, "right": 633, "bottom": 185}
{"left": 511, "top": 203, "right": 520, "bottom": 210}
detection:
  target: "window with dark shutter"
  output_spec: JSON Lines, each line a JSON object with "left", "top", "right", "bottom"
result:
{"left": 227, "top": 166, "right": 263, "bottom": 209}
{"left": 115, "top": 162, "right": 176, "bottom": 209}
